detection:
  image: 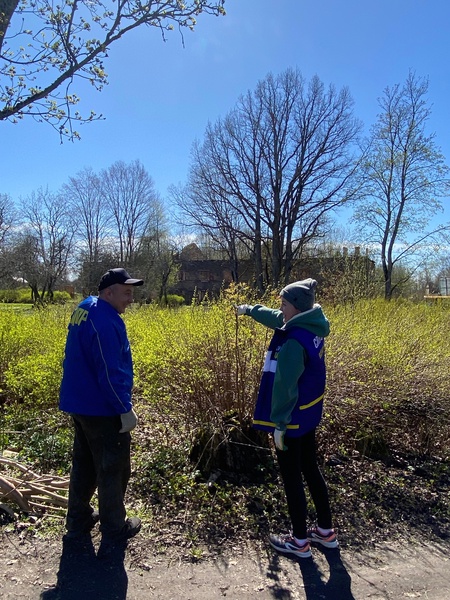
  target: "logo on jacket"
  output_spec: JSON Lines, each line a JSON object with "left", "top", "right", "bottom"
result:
{"left": 313, "top": 336, "right": 323, "bottom": 348}
{"left": 70, "top": 308, "right": 88, "bottom": 326}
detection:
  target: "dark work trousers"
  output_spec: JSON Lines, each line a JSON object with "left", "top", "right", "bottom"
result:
{"left": 276, "top": 428, "right": 332, "bottom": 540}
{"left": 66, "top": 414, "right": 131, "bottom": 536}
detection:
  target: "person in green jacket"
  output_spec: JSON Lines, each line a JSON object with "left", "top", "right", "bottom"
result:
{"left": 236, "top": 278, "right": 338, "bottom": 559}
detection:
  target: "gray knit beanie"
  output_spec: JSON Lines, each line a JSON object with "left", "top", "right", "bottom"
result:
{"left": 280, "top": 278, "right": 317, "bottom": 312}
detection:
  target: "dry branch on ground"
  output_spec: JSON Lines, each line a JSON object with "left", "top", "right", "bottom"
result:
{"left": 0, "top": 457, "right": 68, "bottom": 514}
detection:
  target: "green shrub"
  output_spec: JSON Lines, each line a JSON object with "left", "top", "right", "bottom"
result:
{"left": 0, "top": 288, "right": 72, "bottom": 305}
{"left": 156, "top": 294, "right": 185, "bottom": 307}
{"left": 48, "top": 291, "right": 72, "bottom": 304}
{"left": 1, "top": 294, "right": 450, "bottom": 475}
{"left": 16, "top": 288, "right": 34, "bottom": 303}
{"left": 0, "top": 289, "right": 20, "bottom": 303}
{"left": 126, "top": 290, "right": 267, "bottom": 451}
{"left": 0, "top": 305, "right": 69, "bottom": 407}
{"left": 0, "top": 288, "right": 34, "bottom": 304}
{"left": 323, "top": 298, "right": 450, "bottom": 458}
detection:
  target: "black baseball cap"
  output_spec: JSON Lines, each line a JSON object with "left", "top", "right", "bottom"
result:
{"left": 98, "top": 268, "right": 144, "bottom": 291}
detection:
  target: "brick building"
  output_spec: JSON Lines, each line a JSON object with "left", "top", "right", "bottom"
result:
{"left": 170, "top": 243, "right": 374, "bottom": 303}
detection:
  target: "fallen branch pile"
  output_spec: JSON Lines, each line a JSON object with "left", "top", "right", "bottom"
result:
{"left": 0, "top": 457, "right": 69, "bottom": 515}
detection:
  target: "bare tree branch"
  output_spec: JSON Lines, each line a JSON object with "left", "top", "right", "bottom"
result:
{"left": 353, "top": 72, "right": 450, "bottom": 300}
{"left": 0, "top": 0, "right": 225, "bottom": 140}
{"left": 177, "top": 68, "right": 362, "bottom": 290}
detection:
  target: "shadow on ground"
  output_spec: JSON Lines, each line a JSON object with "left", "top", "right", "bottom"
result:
{"left": 266, "top": 546, "right": 355, "bottom": 599}
{"left": 40, "top": 536, "right": 129, "bottom": 600}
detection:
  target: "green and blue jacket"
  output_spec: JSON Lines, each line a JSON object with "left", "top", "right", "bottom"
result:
{"left": 247, "top": 304, "right": 329, "bottom": 437}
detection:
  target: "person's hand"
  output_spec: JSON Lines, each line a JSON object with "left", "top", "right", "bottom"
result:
{"left": 235, "top": 304, "right": 252, "bottom": 316}
{"left": 119, "top": 408, "right": 138, "bottom": 433}
{"left": 273, "top": 429, "right": 287, "bottom": 451}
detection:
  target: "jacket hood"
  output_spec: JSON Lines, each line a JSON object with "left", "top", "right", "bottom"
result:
{"left": 283, "top": 304, "right": 330, "bottom": 337}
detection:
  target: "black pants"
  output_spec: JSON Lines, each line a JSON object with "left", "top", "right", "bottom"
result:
{"left": 276, "top": 428, "right": 332, "bottom": 539}
{"left": 66, "top": 414, "right": 131, "bottom": 536}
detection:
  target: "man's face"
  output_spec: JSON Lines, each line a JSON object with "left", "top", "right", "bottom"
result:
{"left": 102, "top": 284, "right": 135, "bottom": 314}
{"left": 280, "top": 297, "right": 301, "bottom": 323}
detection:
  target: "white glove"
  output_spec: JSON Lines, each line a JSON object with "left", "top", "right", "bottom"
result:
{"left": 235, "top": 304, "right": 253, "bottom": 316}
{"left": 119, "top": 408, "right": 138, "bottom": 433}
{"left": 274, "top": 429, "right": 287, "bottom": 451}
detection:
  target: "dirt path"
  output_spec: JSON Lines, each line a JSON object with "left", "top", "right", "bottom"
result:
{"left": 1, "top": 530, "right": 449, "bottom": 599}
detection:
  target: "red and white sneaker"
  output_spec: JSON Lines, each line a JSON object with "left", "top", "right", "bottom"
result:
{"left": 269, "top": 533, "right": 312, "bottom": 558}
{"left": 307, "top": 526, "right": 339, "bottom": 548}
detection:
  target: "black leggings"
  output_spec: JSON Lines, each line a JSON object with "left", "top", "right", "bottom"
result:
{"left": 276, "top": 428, "right": 332, "bottom": 539}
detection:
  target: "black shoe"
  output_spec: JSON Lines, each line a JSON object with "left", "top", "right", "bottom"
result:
{"left": 65, "top": 510, "right": 100, "bottom": 539}
{"left": 97, "top": 517, "right": 141, "bottom": 560}
{"left": 101, "top": 516, "right": 141, "bottom": 542}
{"left": 120, "top": 516, "right": 141, "bottom": 540}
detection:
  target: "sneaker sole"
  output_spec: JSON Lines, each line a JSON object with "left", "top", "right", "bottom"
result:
{"left": 269, "top": 540, "right": 312, "bottom": 558}
{"left": 308, "top": 535, "right": 339, "bottom": 549}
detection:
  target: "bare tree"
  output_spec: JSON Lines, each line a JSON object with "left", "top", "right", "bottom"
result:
{"left": 0, "top": 193, "right": 14, "bottom": 245}
{"left": 100, "top": 159, "right": 159, "bottom": 267}
{"left": 177, "top": 68, "right": 362, "bottom": 291}
{"left": 170, "top": 181, "right": 244, "bottom": 283}
{"left": 10, "top": 232, "right": 42, "bottom": 301}
{"left": 19, "top": 187, "right": 76, "bottom": 299}
{"left": 62, "top": 167, "right": 113, "bottom": 290}
{"left": 63, "top": 167, "right": 111, "bottom": 262}
{"left": 0, "top": 192, "right": 16, "bottom": 280}
{"left": 0, "top": 0, "right": 225, "bottom": 140}
{"left": 135, "top": 197, "right": 178, "bottom": 302}
{"left": 354, "top": 72, "right": 450, "bottom": 300}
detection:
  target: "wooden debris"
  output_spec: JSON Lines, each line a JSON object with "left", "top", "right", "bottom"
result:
{"left": 0, "top": 457, "right": 69, "bottom": 515}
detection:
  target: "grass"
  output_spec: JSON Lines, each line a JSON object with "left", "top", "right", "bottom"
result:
{"left": 1, "top": 291, "right": 450, "bottom": 555}
{"left": 0, "top": 303, "right": 33, "bottom": 312}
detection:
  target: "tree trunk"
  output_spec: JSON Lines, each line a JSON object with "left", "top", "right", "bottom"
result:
{"left": 383, "top": 259, "right": 393, "bottom": 301}
{"left": 0, "top": 0, "right": 19, "bottom": 55}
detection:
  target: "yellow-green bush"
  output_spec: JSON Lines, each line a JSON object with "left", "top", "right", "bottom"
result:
{"left": 126, "top": 296, "right": 268, "bottom": 435}
{"left": 0, "top": 306, "right": 70, "bottom": 405}
{"left": 324, "top": 298, "right": 450, "bottom": 457}
{"left": 1, "top": 294, "right": 450, "bottom": 466}
{"left": 0, "top": 288, "right": 72, "bottom": 305}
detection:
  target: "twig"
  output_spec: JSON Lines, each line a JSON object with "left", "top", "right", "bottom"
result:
{"left": 0, "top": 458, "right": 69, "bottom": 514}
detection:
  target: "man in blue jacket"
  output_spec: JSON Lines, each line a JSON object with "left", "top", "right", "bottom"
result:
{"left": 59, "top": 268, "right": 143, "bottom": 545}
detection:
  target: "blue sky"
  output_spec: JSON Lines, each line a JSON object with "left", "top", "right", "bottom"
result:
{"left": 2, "top": 0, "right": 450, "bottom": 228}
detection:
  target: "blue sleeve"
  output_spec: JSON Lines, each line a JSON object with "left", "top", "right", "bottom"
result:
{"left": 88, "top": 314, "right": 133, "bottom": 414}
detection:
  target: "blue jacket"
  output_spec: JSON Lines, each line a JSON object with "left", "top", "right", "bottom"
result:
{"left": 59, "top": 296, "right": 134, "bottom": 416}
